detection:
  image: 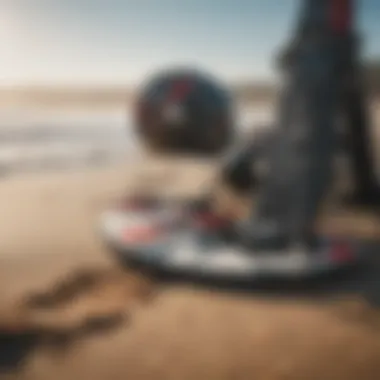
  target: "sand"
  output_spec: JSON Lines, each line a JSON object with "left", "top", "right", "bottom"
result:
{"left": 0, "top": 158, "right": 379, "bottom": 380}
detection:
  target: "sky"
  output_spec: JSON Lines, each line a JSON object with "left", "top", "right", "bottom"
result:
{"left": 0, "top": 0, "right": 379, "bottom": 87}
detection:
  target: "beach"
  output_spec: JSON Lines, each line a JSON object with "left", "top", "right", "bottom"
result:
{"left": 0, "top": 99, "right": 379, "bottom": 379}
{"left": 0, "top": 156, "right": 379, "bottom": 380}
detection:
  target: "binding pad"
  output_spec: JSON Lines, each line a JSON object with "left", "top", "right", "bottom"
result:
{"left": 100, "top": 196, "right": 369, "bottom": 281}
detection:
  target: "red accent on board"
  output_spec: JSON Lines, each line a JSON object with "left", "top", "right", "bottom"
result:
{"left": 194, "top": 212, "right": 231, "bottom": 229}
{"left": 122, "top": 225, "right": 163, "bottom": 243}
{"left": 330, "top": 240, "right": 354, "bottom": 263}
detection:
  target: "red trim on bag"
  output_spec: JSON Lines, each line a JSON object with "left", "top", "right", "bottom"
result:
{"left": 167, "top": 79, "right": 194, "bottom": 102}
{"left": 329, "top": 0, "right": 352, "bottom": 35}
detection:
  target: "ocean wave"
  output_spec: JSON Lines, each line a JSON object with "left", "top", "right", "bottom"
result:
{"left": 0, "top": 105, "right": 273, "bottom": 176}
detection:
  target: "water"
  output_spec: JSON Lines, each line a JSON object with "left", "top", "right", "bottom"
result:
{"left": 0, "top": 104, "right": 274, "bottom": 176}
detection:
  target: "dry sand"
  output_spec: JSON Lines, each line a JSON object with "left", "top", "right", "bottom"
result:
{"left": 0, "top": 158, "right": 379, "bottom": 380}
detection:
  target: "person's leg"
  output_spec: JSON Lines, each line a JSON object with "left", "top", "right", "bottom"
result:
{"left": 342, "top": 61, "right": 380, "bottom": 206}
{"left": 240, "top": 0, "right": 347, "bottom": 251}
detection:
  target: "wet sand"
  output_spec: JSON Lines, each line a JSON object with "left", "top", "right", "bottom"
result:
{"left": 0, "top": 158, "right": 379, "bottom": 380}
